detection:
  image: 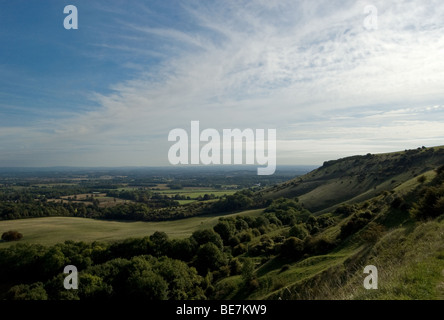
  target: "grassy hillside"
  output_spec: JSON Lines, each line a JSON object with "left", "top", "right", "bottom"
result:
{"left": 213, "top": 168, "right": 444, "bottom": 300}
{"left": 262, "top": 146, "right": 444, "bottom": 213}
{"left": 0, "top": 209, "right": 263, "bottom": 248}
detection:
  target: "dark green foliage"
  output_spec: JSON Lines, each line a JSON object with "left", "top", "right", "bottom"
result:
{"left": 360, "top": 223, "right": 386, "bottom": 243}
{"left": 304, "top": 236, "right": 336, "bottom": 255}
{"left": 241, "top": 258, "right": 256, "bottom": 283}
{"left": 108, "top": 237, "right": 153, "bottom": 260}
{"left": 235, "top": 217, "right": 250, "bottom": 231}
{"left": 168, "top": 238, "right": 195, "bottom": 262}
{"left": 228, "top": 235, "right": 240, "bottom": 247}
{"left": 78, "top": 273, "right": 113, "bottom": 299}
{"left": 264, "top": 198, "right": 311, "bottom": 225}
{"left": 229, "top": 258, "right": 242, "bottom": 275}
{"left": 6, "top": 282, "right": 48, "bottom": 300}
{"left": 191, "top": 229, "right": 223, "bottom": 250}
{"left": 43, "top": 255, "right": 205, "bottom": 301}
{"left": 250, "top": 235, "right": 274, "bottom": 256}
{"left": 280, "top": 237, "right": 304, "bottom": 259}
{"left": 150, "top": 231, "right": 170, "bottom": 256}
{"left": 232, "top": 243, "right": 247, "bottom": 256}
{"left": 334, "top": 204, "right": 356, "bottom": 216}
{"left": 280, "top": 264, "right": 291, "bottom": 273}
{"left": 339, "top": 210, "right": 375, "bottom": 240}
{"left": 213, "top": 221, "right": 235, "bottom": 244}
{"left": 194, "top": 243, "right": 227, "bottom": 275}
{"left": 288, "top": 223, "right": 309, "bottom": 240}
{"left": 1, "top": 230, "right": 23, "bottom": 241}
{"left": 238, "top": 230, "right": 252, "bottom": 243}
{"left": 212, "top": 191, "right": 254, "bottom": 212}
{"left": 410, "top": 184, "right": 444, "bottom": 220}
{"left": 390, "top": 196, "right": 405, "bottom": 209}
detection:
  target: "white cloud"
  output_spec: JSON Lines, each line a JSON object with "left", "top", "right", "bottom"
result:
{"left": 2, "top": 0, "right": 444, "bottom": 166}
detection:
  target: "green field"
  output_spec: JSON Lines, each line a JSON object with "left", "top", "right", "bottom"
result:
{"left": 0, "top": 209, "right": 263, "bottom": 248}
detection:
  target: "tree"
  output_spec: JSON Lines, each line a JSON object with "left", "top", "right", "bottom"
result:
{"left": 42, "top": 247, "right": 66, "bottom": 275}
{"left": 191, "top": 229, "right": 223, "bottom": 249}
{"left": 150, "top": 231, "right": 170, "bottom": 256}
{"left": 288, "top": 224, "right": 309, "bottom": 240}
{"left": 213, "top": 221, "right": 235, "bottom": 244}
{"left": 6, "top": 282, "right": 48, "bottom": 300}
{"left": 169, "top": 238, "right": 195, "bottom": 262}
{"left": 194, "top": 243, "right": 227, "bottom": 275}
{"left": 127, "top": 269, "right": 169, "bottom": 300}
{"left": 78, "top": 273, "right": 112, "bottom": 299}
{"left": 153, "top": 256, "right": 204, "bottom": 299}
{"left": 241, "top": 258, "right": 256, "bottom": 283}
{"left": 1, "top": 230, "right": 23, "bottom": 241}
{"left": 280, "top": 237, "right": 304, "bottom": 259}
{"left": 410, "top": 185, "right": 444, "bottom": 220}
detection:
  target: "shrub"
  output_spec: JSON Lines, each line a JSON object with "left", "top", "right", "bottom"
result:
{"left": 334, "top": 204, "right": 355, "bottom": 216}
{"left": 6, "top": 282, "right": 47, "bottom": 300}
{"left": 239, "top": 231, "right": 252, "bottom": 243}
{"left": 241, "top": 258, "right": 256, "bottom": 283}
{"left": 228, "top": 235, "right": 240, "bottom": 247}
{"left": 229, "top": 258, "right": 242, "bottom": 275}
{"left": 232, "top": 243, "right": 247, "bottom": 256}
{"left": 2, "top": 230, "right": 23, "bottom": 241}
{"left": 339, "top": 211, "right": 374, "bottom": 240}
{"left": 305, "top": 237, "right": 336, "bottom": 254}
{"left": 288, "top": 224, "right": 309, "bottom": 240}
{"left": 194, "top": 243, "right": 227, "bottom": 275}
{"left": 410, "top": 185, "right": 444, "bottom": 220}
{"left": 279, "top": 264, "right": 291, "bottom": 273}
{"left": 191, "top": 229, "right": 223, "bottom": 249}
{"left": 280, "top": 237, "right": 304, "bottom": 259}
{"left": 360, "top": 223, "right": 385, "bottom": 243}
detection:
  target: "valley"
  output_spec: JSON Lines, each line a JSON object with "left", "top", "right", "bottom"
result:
{"left": 1, "top": 148, "right": 443, "bottom": 301}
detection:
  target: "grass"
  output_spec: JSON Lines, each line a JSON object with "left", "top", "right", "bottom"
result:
{"left": 331, "top": 218, "right": 444, "bottom": 300}
{"left": 0, "top": 209, "right": 263, "bottom": 248}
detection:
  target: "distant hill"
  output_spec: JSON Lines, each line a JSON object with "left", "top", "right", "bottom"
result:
{"left": 262, "top": 146, "right": 444, "bottom": 213}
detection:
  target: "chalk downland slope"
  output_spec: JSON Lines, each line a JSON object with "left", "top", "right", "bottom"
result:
{"left": 262, "top": 146, "right": 444, "bottom": 213}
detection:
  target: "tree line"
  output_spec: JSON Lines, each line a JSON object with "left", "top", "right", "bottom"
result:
{"left": 0, "top": 189, "right": 266, "bottom": 222}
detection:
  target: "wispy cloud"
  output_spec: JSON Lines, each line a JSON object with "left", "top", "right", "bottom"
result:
{"left": 1, "top": 0, "right": 444, "bottom": 166}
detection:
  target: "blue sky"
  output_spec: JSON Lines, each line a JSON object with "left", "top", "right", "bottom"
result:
{"left": 1, "top": 0, "right": 444, "bottom": 167}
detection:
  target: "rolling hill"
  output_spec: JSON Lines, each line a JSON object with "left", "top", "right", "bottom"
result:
{"left": 214, "top": 147, "right": 444, "bottom": 300}
{"left": 262, "top": 146, "right": 444, "bottom": 213}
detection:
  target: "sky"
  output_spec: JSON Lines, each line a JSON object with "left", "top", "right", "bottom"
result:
{"left": 1, "top": 0, "right": 444, "bottom": 168}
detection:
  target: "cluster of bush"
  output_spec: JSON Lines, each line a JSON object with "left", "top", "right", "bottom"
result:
{"left": 1, "top": 230, "right": 23, "bottom": 241}
{"left": 409, "top": 165, "right": 444, "bottom": 220}
{"left": 1, "top": 211, "right": 287, "bottom": 301}
{"left": 0, "top": 229, "right": 231, "bottom": 300}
